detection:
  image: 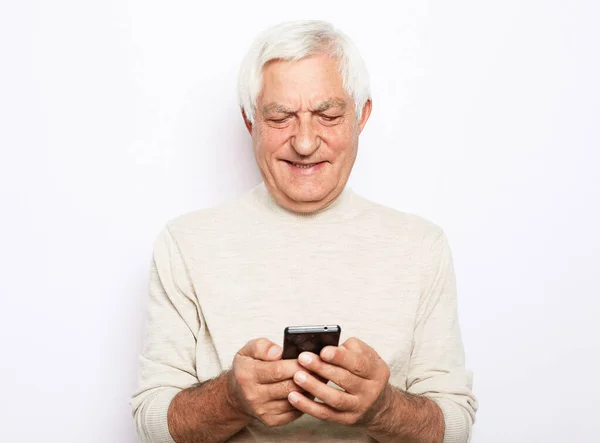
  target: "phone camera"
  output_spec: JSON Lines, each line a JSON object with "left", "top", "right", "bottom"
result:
{"left": 324, "top": 326, "right": 328, "bottom": 330}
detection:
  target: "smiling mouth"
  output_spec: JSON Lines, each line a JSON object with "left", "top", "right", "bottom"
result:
{"left": 284, "top": 160, "right": 324, "bottom": 169}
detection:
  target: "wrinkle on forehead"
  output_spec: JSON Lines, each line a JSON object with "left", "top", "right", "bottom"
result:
{"left": 262, "top": 98, "right": 348, "bottom": 115}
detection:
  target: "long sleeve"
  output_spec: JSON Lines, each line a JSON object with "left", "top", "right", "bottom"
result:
{"left": 406, "top": 229, "right": 478, "bottom": 443}
{"left": 131, "top": 227, "right": 201, "bottom": 443}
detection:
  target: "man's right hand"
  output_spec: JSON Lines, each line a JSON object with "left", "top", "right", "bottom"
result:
{"left": 226, "top": 338, "right": 306, "bottom": 427}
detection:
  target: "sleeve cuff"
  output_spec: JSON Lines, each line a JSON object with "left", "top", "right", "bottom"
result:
{"left": 144, "top": 388, "right": 180, "bottom": 443}
{"left": 433, "top": 398, "right": 472, "bottom": 443}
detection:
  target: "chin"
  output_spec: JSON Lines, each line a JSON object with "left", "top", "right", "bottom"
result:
{"left": 281, "top": 183, "right": 333, "bottom": 204}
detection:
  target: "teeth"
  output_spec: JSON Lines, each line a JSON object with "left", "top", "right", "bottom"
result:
{"left": 292, "top": 163, "right": 316, "bottom": 169}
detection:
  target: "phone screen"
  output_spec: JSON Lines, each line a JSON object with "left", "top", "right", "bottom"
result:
{"left": 282, "top": 325, "right": 341, "bottom": 359}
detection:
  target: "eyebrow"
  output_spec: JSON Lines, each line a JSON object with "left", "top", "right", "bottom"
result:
{"left": 262, "top": 103, "right": 296, "bottom": 115}
{"left": 262, "top": 98, "right": 348, "bottom": 116}
{"left": 312, "top": 99, "right": 347, "bottom": 113}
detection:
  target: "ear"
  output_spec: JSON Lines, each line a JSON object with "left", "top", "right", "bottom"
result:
{"left": 241, "top": 108, "right": 253, "bottom": 135}
{"left": 357, "top": 99, "right": 372, "bottom": 134}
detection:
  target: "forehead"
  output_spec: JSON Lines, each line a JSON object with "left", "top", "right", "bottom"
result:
{"left": 259, "top": 54, "right": 348, "bottom": 106}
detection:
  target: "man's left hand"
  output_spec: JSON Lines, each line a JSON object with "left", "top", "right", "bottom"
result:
{"left": 287, "top": 337, "right": 391, "bottom": 426}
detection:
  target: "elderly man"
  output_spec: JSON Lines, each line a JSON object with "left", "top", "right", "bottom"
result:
{"left": 132, "top": 20, "right": 477, "bottom": 443}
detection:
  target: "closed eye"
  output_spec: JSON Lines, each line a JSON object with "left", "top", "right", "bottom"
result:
{"left": 269, "top": 117, "right": 292, "bottom": 124}
{"left": 320, "top": 114, "right": 342, "bottom": 122}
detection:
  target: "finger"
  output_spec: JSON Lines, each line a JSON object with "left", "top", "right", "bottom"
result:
{"left": 339, "top": 337, "right": 369, "bottom": 353}
{"left": 288, "top": 391, "right": 354, "bottom": 425}
{"left": 254, "top": 359, "right": 303, "bottom": 384}
{"left": 264, "top": 379, "right": 303, "bottom": 400}
{"left": 263, "top": 399, "right": 300, "bottom": 415}
{"left": 319, "top": 343, "right": 376, "bottom": 378}
{"left": 293, "top": 371, "right": 360, "bottom": 412}
{"left": 261, "top": 410, "right": 304, "bottom": 427}
{"left": 238, "top": 338, "right": 282, "bottom": 361}
{"left": 297, "top": 352, "right": 362, "bottom": 392}
{"left": 313, "top": 373, "right": 328, "bottom": 384}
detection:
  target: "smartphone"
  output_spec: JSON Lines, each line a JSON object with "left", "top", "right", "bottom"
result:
{"left": 282, "top": 325, "right": 341, "bottom": 359}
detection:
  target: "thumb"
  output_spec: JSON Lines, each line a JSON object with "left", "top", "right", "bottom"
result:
{"left": 239, "top": 338, "right": 282, "bottom": 361}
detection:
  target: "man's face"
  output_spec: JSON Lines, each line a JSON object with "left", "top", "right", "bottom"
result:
{"left": 245, "top": 53, "right": 371, "bottom": 213}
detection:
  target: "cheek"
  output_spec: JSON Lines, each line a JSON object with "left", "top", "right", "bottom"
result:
{"left": 256, "top": 126, "right": 289, "bottom": 154}
{"left": 323, "top": 127, "right": 357, "bottom": 156}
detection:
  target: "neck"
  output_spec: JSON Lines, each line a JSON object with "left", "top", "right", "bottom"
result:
{"left": 249, "top": 182, "right": 356, "bottom": 222}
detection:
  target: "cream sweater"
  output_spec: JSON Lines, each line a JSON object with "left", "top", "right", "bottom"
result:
{"left": 131, "top": 183, "right": 477, "bottom": 443}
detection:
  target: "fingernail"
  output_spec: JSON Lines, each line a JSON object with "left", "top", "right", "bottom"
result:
{"left": 288, "top": 392, "right": 299, "bottom": 403}
{"left": 268, "top": 345, "right": 282, "bottom": 358}
{"left": 321, "top": 348, "right": 334, "bottom": 361}
{"left": 295, "top": 371, "right": 307, "bottom": 383}
{"left": 298, "top": 353, "right": 312, "bottom": 364}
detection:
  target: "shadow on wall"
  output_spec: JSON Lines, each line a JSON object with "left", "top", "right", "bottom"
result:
{"left": 128, "top": 82, "right": 261, "bottom": 441}
{"left": 182, "top": 74, "right": 263, "bottom": 205}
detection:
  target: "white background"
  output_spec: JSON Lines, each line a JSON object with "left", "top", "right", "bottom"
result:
{"left": 1, "top": 1, "right": 599, "bottom": 442}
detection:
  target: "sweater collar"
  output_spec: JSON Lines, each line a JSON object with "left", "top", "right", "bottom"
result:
{"left": 249, "top": 181, "right": 356, "bottom": 222}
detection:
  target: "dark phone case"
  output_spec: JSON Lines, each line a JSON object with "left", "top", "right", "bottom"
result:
{"left": 282, "top": 325, "right": 341, "bottom": 359}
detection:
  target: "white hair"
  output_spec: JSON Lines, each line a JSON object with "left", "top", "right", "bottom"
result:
{"left": 237, "top": 20, "right": 371, "bottom": 124}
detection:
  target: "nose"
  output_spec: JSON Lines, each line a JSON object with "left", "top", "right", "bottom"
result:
{"left": 291, "top": 115, "right": 320, "bottom": 156}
